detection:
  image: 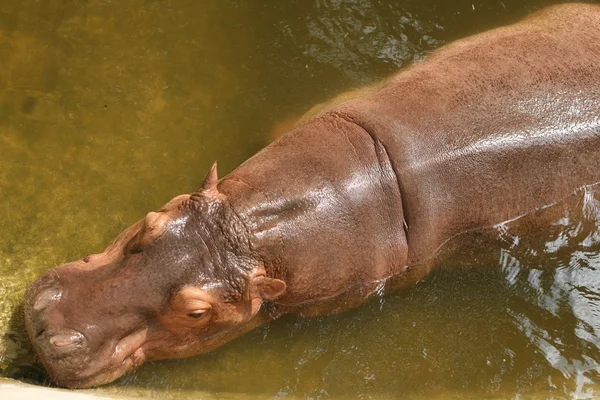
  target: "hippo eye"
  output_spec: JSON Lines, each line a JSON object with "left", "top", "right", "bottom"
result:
{"left": 187, "top": 311, "right": 206, "bottom": 319}
{"left": 171, "top": 287, "right": 212, "bottom": 322}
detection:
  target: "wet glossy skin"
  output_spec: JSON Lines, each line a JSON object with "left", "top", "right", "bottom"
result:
{"left": 25, "top": 186, "right": 286, "bottom": 388}
{"left": 24, "top": 3, "right": 600, "bottom": 389}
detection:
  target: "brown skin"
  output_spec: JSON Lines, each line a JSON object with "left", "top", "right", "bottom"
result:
{"left": 24, "top": 3, "right": 600, "bottom": 388}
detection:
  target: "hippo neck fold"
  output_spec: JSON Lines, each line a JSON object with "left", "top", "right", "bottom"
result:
{"left": 219, "top": 115, "right": 410, "bottom": 316}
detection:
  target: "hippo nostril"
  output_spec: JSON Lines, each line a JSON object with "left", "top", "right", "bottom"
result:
{"left": 33, "top": 286, "right": 63, "bottom": 312}
{"left": 49, "top": 331, "right": 85, "bottom": 349}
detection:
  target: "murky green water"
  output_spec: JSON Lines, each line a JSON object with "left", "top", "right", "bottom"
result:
{"left": 2, "top": 0, "right": 600, "bottom": 398}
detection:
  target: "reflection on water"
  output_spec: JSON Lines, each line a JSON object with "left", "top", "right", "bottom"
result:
{"left": 1, "top": 0, "right": 600, "bottom": 399}
{"left": 292, "top": 0, "right": 444, "bottom": 82}
{"left": 496, "top": 184, "right": 600, "bottom": 399}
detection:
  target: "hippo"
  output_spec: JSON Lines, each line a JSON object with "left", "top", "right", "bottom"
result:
{"left": 24, "top": 3, "right": 600, "bottom": 388}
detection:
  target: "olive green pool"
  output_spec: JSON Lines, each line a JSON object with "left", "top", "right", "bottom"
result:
{"left": 2, "top": 0, "right": 600, "bottom": 398}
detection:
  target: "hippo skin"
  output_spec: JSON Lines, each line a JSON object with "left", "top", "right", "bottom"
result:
{"left": 24, "top": 4, "right": 600, "bottom": 388}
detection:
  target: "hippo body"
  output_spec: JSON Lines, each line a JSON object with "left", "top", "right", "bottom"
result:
{"left": 25, "top": 4, "right": 600, "bottom": 388}
{"left": 222, "top": 4, "right": 600, "bottom": 315}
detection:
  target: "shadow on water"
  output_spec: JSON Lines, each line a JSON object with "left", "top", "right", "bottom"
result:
{"left": 1, "top": 302, "right": 51, "bottom": 386}
{"left": 2, "top": 0, "right": 600, "bottom": 399}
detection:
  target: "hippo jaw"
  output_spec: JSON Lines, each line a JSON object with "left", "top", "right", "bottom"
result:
{"left": 48, "top": 329, "right": 149, "bottom": 389}
{"left": 25, "top": 279, "right": 279, "bottom": 388}
{"left": 23, "top": 165, "right": 287, "bottom": 388}
{"left": 24, "top": 268, "right": 150, "bottom": 388}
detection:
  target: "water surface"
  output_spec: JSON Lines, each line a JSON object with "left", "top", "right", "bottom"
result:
{"left": 1, "top": 0, "right": 600, "bottom": 399}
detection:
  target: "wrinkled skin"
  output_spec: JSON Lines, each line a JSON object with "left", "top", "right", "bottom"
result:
{"left": 25, "top": 4, "right": 600, "bottom": 388}
{"left": 25, "top": 187, "right": 286, "bottom": 388}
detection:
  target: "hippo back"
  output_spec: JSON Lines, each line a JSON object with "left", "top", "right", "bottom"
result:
{"left": 331, "top": 3, "right": 600, "bottom": 264}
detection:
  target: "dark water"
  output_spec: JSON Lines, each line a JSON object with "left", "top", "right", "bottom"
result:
{"left": 1, "top": 0, "right": 600, "bottom": 398}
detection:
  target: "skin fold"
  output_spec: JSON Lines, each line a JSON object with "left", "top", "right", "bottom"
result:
{"left": 24, "top": 3, "right": 600, "bottom": 388}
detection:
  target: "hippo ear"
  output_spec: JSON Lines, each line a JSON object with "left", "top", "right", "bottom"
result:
{"left": 193, "top": 162, "right": 219, "bottom": 197}
{"left": 251, "top": 276, "right": 286, "bottom": 301}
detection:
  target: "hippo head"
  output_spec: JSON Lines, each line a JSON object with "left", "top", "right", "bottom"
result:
{"left": 23, "top": 164, "right": 286, "bottom": 388}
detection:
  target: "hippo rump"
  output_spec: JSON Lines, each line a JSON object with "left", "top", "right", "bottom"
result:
{"left": 24, "top": 4, "right": 600, "bottom": 388}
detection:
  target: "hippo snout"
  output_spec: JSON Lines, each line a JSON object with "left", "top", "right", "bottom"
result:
{"left": 25, "top": 269, "right": 99, "bottom": 384}
{"left": 23, "top": 259, "right": 155, "bottom": 388}
{"left": 25, "top": 270, "right": 64, "bottom": 337}
{"left": 27, "top": 269, "right": 62, "bottom": 310}
{"left": 29, "top": 328, "right": 88, "bottom": 371}
{"left": 47, "top": 330, "right": 87, "bottom": 352}
{"left": 49, "top": 330, "right": 86, "bottom": 348}
{"left": 25, "top": 270, "right": 88, "bottom": 352}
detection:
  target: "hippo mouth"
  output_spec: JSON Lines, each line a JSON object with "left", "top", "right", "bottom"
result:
{"left": 23, "top": 267, "right": 156, "bottom": 388}
{"left": 70, "top": 345, "right": 147, "bottom": 389}
{"left": 33, "top": 327, "right": 149, "bottom": 389}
